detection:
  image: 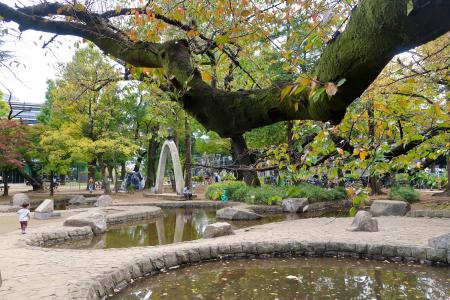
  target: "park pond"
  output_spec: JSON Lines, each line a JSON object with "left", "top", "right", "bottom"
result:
{"left": 50, "top": 208, "right": 348, "bottom": 249}
{"left": 111, "top": 257, "right": 450, "bottom": 299}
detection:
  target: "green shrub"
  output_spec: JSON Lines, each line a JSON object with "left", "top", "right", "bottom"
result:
{"left": 205, "top": 181, "right": 246, "bottom": 200}
{"left": 389, "top": 186, "right": 420, "bottom": 203}
{"left": 205, "top": 181, "right": 347, "bottom": 205}
{"left": 288, "top": 183, "right": 346, "bottom": 203}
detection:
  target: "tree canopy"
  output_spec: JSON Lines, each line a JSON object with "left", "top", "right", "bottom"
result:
{"left": 0, "top": 0, "right": 448, "bottom": 138}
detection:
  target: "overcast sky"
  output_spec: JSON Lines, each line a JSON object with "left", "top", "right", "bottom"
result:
{"left": 0, "top": 1, "right": 78, "bottom": 104}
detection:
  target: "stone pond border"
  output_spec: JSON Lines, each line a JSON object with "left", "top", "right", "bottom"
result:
{"left": 66, "top": 238, "right": 449, "bottom": 299}
{"left": 408, "top": 210, "right": 450, "bottom": 218}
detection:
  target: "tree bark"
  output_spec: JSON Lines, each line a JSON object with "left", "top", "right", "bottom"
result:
{"left": 184, "top": 117, "right": 193, "bottom": 189}
{"left": 2, "top": 170, "right": 9, "bottom": 196}
{"left": 120, "top": 162, "right": 126, "bottom": 180}
{"left": 87, "top": 158, "right": 96, "bottom": 189}
{"left": 16, "top": 166, "right": 42, "bottom": 191}
{"left": 231, "top": 135, "right": 260, "bottom": 186}
{"left": 59, "top": 174, "right": 66, "bottom": 186}
{"left": 49, "top": 170, "right": 54, "bottom": 196}
{"left": 145, "top": 138, "right": 159, "bottom": 189}
{"left": 0, "top": 1, "right": 448, "bottom": 137}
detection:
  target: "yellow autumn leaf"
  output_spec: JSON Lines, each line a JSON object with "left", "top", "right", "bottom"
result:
{"left": 297, "top": 76, "right": 311, "bottom": 87}
{"left": 201, "top": 71, "right": 212, "bottom": 82}
{"left": 280, "top": 85, "right": 293, "bottom": 101}
{"left": 336, "top": 147, "right": 344, "bottom": 155}
{"left": 353, "top": 148, "right": 360, "bottom": 156}
{"left": 294, "top": 102, "right": 298, "bottom": 111}
{"left": 187, "top": 30, "right": 197, "bottom": 38}
{"left": 433, "top": 103, "right": 441, "bottom": 115}
{"left": 240, "top": 10, "right": 251, "bottom": 17}
{"left": 359, "top": 150, "right": 367, "bottom": 160}
{"left": 347, "top": 186, "right": 354, "bottom": 198}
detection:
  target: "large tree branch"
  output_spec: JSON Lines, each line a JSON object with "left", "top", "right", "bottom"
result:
{"left": 1, "top": 0, "right": 449, "bottom": 137}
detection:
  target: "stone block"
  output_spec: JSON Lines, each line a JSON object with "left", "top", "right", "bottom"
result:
{"left": 203, "top": 222, "right": 234, "bottom": 238}
{"left": 12, "top": 193, "right": 30, "bottom": 206}
{"left": 428, "top": 233, "right": 450, "bottom": 249}
{"left": 35, "top": 199, "right": 54, "bottom": 213}
{"left": 216, "top": 207, "right": 262, "bottom": 220}
{"left": 367, "top": 244, "right": 383, "bottom": 256}
{"left": 396, "top": 246, "right": 412, "bottom": 257}
{"left": 370, "top": 200, "right": 410, "bottom": 217}
{"left": 426, "top": 248, "right": 447, "bottom": 262}
{"left": 96, "top": 195, "right": 113, "bottom": 207}
{"left": 64, "top": 209, "right": 107, "bottom": 234}
{"left": 381, "top": 245, "right": 396, "bottom": 257}
{"left": 347, "top": 211, "right": 378, "bottom": 232}
{"left": 411, "top": 247, "right": 427, "bottom": 260}
{"left": 69, "top": 195, "right": 86, "bottom": 205}
{"left": 281, "top": 198, "right": 308, "bottom": 213}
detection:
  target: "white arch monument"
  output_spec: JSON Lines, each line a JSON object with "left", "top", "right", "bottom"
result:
{"left": 154, "top": 140, "right": 185, "bottom": 194}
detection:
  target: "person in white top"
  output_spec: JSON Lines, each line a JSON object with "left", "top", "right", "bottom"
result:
{"left": 17, "top": 203, "right": 30, "bottom": 234}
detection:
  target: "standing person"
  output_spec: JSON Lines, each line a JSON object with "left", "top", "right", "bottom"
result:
{"left": 17, "top": 203, "right": 30, "bottom": 234}
{"left": 88, "top": 177, "right": 94, "bottom": 193}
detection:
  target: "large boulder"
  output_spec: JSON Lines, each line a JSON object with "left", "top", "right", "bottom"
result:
{"left": 282, "top": 198, "right": 308, "bottom": 213}
{"left": 11, "top": 193, "right": 30, "bottom": 206}
{"left": 347, "top": 211, "right": 378, "bottom": 232}
{"left": 63, "top": 209, "right": 107, "bottom": 234}
{"left": 69, "top": 195, "right": 86, "bottom": 205}
{"left": 370, "top": 200, "right": 410, "bottom": 217}
{"left": 203, "top": 222, "right": 234, "bottom": 238}
{"left": 96, "top": 195, "right": 113, "bottom": 207}
{"left": 216, "top": 207, "right": 262, "bottom": 220}
{"left": 428, "top": 233, "right": 450, "bottom": 249}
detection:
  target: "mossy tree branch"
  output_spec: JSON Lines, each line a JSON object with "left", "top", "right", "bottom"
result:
{"left": 0, "top": 0, "right": 449, "bottom": 137}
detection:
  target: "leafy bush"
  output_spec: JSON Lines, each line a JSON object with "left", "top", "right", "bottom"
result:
{"left": 287, "top": 183, "right": 346, "bottom": 203}
{"left": 205, "top": 181, "right": 347, "bottom": 205}
{"left": 389, "top": 186, "right": 420, "bottom": 203}
{"left": 205, "top": 181, "right": 246, "bottom": 201}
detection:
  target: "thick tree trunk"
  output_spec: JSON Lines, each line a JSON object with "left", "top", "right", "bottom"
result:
{"left": 49, "top": 170, "right": 54, "bottom": 196}
{"left": 98, "top": 156, "right": 111, "bottom": 194}
{"left": 184, "top": 117, "right": 193, "bottom": 189}
{"left": 231, "top": 135, "right": 260, "bottom": 186}
{"left": 87, "top": 158, "right": 97, "bottom": 189}
{"left": 145, "top": 138, "right": 159, "bottom": 189}
{"left": 16, "top": 167, "right": 42, "bottom": 191}
{"left": 59, "top": 174, "right": 66, "bottom": 185}
{"left": 2, "top": 170, "right": 9, "bottom": 197}
{"left": 120, "top": 162, "right": 126, "bottom": 180}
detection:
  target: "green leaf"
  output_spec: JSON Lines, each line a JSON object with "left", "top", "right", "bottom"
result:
{"left": 407, "top": 0, "right": 414, "bottom": 15}
{"left": 336, "top": 78, "right": 346, "bottom": 87}
{"left": 349, "top": 207, "right": 357, "bottom": 217}
{"left": 215, "top": 35, "right": 228, "bottom": 45}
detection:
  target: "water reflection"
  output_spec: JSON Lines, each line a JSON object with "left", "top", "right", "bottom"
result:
{"left": 112, "top": 257, "right": 450, "bottom": 300}
{"left": 51, "top": 208, "right": 348, "bottom": 249}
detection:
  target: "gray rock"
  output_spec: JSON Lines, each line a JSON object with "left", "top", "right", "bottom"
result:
{"left": 216, "top": 207, "right": 262, "bottom": 220}
{"left": 96, "top": 195, "right": 113, "bottom": 207}
{"left": 34, "top": 211, "right": 61, "bottom": 220}
{"left": 0, "top": 205, "right": 20, "bottom": 213}
{"left": 35, "top": 199, "right": 53, "bottom": 213}
{"left": 370, "top": 200, "right": 410, "bottom": 217}
{"left": 11, "top": 193, "right": 30, "bottom": 206}
{"left": 203, "top": 222, "right": 234, "bottom": 238}
{"left": 64, "top": 209, "right": 107, "bottom": 234}
{"left": 69, "top": 195, "right": 86, "bottom": 205}
{"left": 347, "top": 211, "right": 378, "bottom": 232}
{"left": 428, "top": 233, "right": 450, "bottom": 249}
{"left": 282, "top": 198, "right": 308, "bottom": 213}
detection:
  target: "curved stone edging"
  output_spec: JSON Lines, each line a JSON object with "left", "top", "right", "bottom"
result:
{"left": 114, "top": 201, "right": 231, "bottom": 209}
{"left": 408, "top": 210, "right": 450, "bottom": 218}
{"left": 23, "top": 226, "right": 93, "bottom": 247}
{"left": 70, "top": 238, "right": 449, "bottom": 299}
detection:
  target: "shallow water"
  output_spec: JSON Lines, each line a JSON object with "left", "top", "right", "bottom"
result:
{"left": 112, "top": 257, "right": 450, "bottom": 300}
{"left": 51, "top": 208, "right": 348, "bottom": 249}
